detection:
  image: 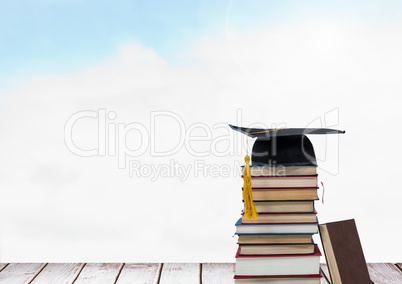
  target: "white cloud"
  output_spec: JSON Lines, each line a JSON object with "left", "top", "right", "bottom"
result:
{"left": 0, "top": 18, "right": 402, "bottom": 261}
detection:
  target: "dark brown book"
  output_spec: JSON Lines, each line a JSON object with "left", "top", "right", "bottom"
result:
{"left": 319, "top": 219, "right": 373, "bottom": 284}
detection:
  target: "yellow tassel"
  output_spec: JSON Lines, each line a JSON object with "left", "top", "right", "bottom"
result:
{"left": 243, "top": 154, "right": 258, "bottom": 219}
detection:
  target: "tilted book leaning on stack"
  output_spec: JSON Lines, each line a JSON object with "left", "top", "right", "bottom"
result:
{"left": 319, "top": 219, "right": 373, "bottom": 284}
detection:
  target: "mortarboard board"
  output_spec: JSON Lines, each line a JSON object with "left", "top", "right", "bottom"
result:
{"left": 229, "top": 124, "right": 345, "bottom": 167}
{"left": 229, "top": 124, "right": 345, "bottom": 219}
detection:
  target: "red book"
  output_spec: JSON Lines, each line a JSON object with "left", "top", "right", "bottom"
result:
{"left": 234, "top": 274, "right": 322, "bottom": 284}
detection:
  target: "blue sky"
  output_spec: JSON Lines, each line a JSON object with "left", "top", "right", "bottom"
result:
{"left": 1, "top": 0, "right": 401, "bottom": 81}
{"left": 0, "top": 1, "right": 225, "bottom": 77}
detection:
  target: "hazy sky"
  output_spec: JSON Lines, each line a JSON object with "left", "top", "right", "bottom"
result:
{"left": 1, "top": 0, "right": 402, "bottom": 262}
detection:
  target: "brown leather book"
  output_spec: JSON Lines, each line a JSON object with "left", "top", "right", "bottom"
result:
{"left": 319, "top": 219, "right": 373, "bottom": 284}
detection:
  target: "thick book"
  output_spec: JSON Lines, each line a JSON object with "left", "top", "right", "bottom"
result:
{"left": 235, "top": 218, "right": 318, "bottom": 235}
{"left": 319, "top": 219, "right": 373, "bottom": 284}
{"left": 234, "top": 274, "right": 322, "bottom": 284}
{"left": 251, "top": 175, "right": 318, "bottom": 188}
{"left": 252, "top": 200, "right": 315, "bottom": 213}
{"left": 242, "top": 211, "right": 317, "bottom": 224}
{"left": 248, "top": 165, "right": 317, "bottom": 176}
{"left": 239, "top": 243, "right": 314, "bottom": 255}
{"left": 235, "top": 245, "right": 321, "bottom": 276}
{"left": 237, "top": 234, "right": 313, "bottom": 245}
{"left": 249, "top": 188, "right": 318, "bottom": 201}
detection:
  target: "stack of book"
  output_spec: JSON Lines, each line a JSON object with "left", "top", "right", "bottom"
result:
{"left": 234, "top": 165, "right": 322, "bottom": 284}
{"left": 229, "top": 124, "right": 345, "bottom": 283}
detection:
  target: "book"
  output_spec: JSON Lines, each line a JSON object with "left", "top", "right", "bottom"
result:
{"left": 248, "top": 165, "right": 317, "bottom": 176}
{"left": 235, "top": 245, "right": 321, "bottom": 276}
{"left": 250, "top": 188, "right": 318, "bottom": 201}
{"left": 319, "top": 219, "right": 373, "bottom": 284}
{"left": 237, "top": 234, "right": 313, "bottom": 245}
{"left": 242, "top": 211, "right": 317, "bottom": 224}
{"left": 234, "top": 274, "right": 322, "bottom": 284}
{"left": 235, "top": 218, "right": 318, "bottom": 235}
{"left": 252, "top": 201, "right": 315, "bottom": 213}
{"left": 239, "top": 243, "right": 315, "bottom": 255}
{"left": 251, "top": 175, "right": 318, "bottom": 188}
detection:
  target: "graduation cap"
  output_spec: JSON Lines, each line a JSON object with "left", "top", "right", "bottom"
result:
{"left": 229, "top": 124, "right": 345, "bottom": 219}
{"left": 230, "top": 125, "right": 345, "bottom": 166}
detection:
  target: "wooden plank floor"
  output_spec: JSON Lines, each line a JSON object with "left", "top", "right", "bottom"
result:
{"left": 0, "top": 263, "right": 401, "bottom": 283}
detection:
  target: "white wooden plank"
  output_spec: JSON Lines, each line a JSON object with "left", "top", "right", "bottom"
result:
{"left": 320, "top": 263, "right": 402, "bottom": 284}
{"left": 0, "top": 263, "right": 44, "bottom": 284}
{"left": 116, "top": 263, "right": 161, "bottom": 284}
{"left": 159, "top": 263, "right": 200, "bottom": 284}
{"left": 367, "top": 263, "right": 402, "bottom": 283}
{"left": 74, "top": 263, "right": 123, "bottom": 284}
{"left": 201, "top": 263, "right": 234, "bottom": 284}
{"left": 30, "top": 263, "right": 84, "bottom": 284}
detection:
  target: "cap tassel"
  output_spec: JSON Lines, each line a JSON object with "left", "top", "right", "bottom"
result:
{"left": 243, "top": 155, "right": 258, "bottom": 219}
